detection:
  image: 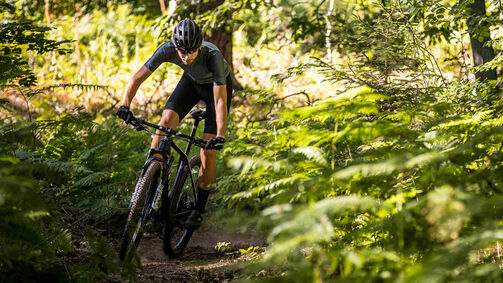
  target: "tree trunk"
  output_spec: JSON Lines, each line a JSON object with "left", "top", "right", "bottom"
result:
{"left": 196, "top": 0, "right": 242, "bottom": 89}
{"left": 44, "top": 0, "right": 51, "bottom": 26}
{"left": 159, "top": 0, "right": 167, "bottom": 15}
{"left": 75, "top": 5, "right": 81, "bottom": 81}
{"left": 325, "top": 0, "right": 335, "bottom": 63}
{"left": 175, "top": 0, "right": 242, "bottom": 89}
{"left": 195, "top": 0, "right": 232, "bottom": 70}
{"left": 466, "top": 0, "right": 498, "bottom": 81}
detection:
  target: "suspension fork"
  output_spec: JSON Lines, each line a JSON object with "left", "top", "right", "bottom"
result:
{"left": 146, "top": 156, "right": 174, "bottom": 218}
{"left": 129, "top": 137, "right": 172, "bottom": 211}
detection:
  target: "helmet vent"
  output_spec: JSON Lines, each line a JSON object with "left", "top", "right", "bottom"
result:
{"left": 173, "top": 19, "right": 202, "bottom": 52}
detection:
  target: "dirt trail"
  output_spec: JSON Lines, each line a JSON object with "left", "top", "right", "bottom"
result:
{"left": 135, "top": 223, "right": 266, "bottom": 282}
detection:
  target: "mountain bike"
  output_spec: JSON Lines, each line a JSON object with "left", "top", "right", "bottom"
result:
{"left": 118, "top": 109, "right": 210, "bottom": 260}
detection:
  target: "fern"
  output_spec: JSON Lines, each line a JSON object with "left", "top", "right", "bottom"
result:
{"left": 78, "top": 144, "right": 105, "bottom": 162}
{"left": 72, "top": 172, "right": 109, "bottom": 189}
{"left": 219, "top": 61, "right": 503, "bottom": 281}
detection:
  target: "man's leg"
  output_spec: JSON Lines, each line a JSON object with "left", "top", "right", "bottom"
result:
{"left": 185, "top": 133, "right": 216, "bottom": 230}
{"left": 153, "top": 74, "right": 199, "bottom": 150}
{"left": 150, "top": 109, "right": 180, "bottom": 150}
{"left": 198, "top": 133, "right": 217, "bottom": 190}
{"left": 185, "top": 77, "right": 231, "bottom": 228}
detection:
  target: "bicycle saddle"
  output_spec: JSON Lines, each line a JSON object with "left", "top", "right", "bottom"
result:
{"left": 190, "top": 109, "right": 206, "bottom": 120}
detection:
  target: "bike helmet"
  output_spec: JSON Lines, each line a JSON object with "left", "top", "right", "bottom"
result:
{"left": 172, "top": 19, "right": 202, "bottom": 52}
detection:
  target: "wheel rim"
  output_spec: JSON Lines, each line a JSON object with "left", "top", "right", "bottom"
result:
{"left": 168, "top": 192, "right": 191, "bottom": 252}
{"left": 164, "top": 156, "right": 200, "bottom": 256}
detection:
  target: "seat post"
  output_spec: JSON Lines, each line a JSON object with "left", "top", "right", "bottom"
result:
{"left": 189, "top": 118, "right": 200, "bottom": 138}
{"left": 184, "top": 118, "right": 201, "bottom": 155}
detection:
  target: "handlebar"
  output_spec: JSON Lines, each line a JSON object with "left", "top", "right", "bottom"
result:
{"left": 129, "top": 117, "right": 207, "bottom": 148}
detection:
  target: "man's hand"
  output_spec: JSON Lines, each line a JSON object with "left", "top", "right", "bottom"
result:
{"left": 204, "top": 137, "right": 226, "bottom": 150}
{"left": 116, "top": 105, "right": 134, "bottom": 123}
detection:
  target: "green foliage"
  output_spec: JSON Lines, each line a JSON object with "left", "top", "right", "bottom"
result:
{"left": 32, "top": 4, "right": 160, "bottom": 115}
{"left": 156, "top": 0, "right": 275, "bottom": 46}
{"left": 215, "top": 1, "right": 503, "bottom": 281}
{"left": 1, "top": 3, "right": 178, "bottom": 279}
{"left": 405, "top": 0, "right": 503, "bottom": 44}
{"left": 15, "top": 0, "right": 163, "bottom": 20}
{"left": 0, "top": 139, "right": 70, "bottom": 281}
{"left": 2, "top": 0, "right": 503, "bottom": 281}
{"left": 215, "top": 241, "right": 232, "bottom": 252}
{"left": 222, "top": 81, "right": 503, "bottom": 280}
{"left": 70, "top": 229, "right": 121, "bottom": 282}
{"left": 238, "top": 246, "right": 261, "bottom": 258}
{"left": 275, "top": 8, "right": 445, "bottom": 101}
{"left": 0, "top": 110, "right": 153, "bottom": 279}
{"left": 0, "top": 19, "right": 71, "bottom": 86}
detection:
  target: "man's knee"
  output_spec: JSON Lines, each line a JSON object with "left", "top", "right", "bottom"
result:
{"left": 160, "top": 109, "right": 179, "bottom": 127}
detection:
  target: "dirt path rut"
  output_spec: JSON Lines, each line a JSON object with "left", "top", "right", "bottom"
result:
{"left": 135, "top": 223, "right": 266, "bottom": 282}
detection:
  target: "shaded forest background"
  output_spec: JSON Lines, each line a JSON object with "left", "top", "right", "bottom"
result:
{"left": 2, "top": 0, "right": 503, "bottom": 281}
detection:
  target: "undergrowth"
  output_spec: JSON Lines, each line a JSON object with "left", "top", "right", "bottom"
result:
{"left": 214, "top": 2, "right": 503, "bottom": 281}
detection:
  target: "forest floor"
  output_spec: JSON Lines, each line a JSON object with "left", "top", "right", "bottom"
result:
{"left": 108, "top": 221, "right": 267, "bottom": 282}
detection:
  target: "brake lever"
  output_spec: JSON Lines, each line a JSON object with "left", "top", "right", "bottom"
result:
{"left": 194, "top": 138, "right": 206, "bottom": 148}
{"left": 130, "top": 118, "right": 145, "bottom": 131}
{"left": 134, "top": 124, "right": 145, "bottom": 131}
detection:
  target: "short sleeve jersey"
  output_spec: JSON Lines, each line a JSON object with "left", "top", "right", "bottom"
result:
{"left": 144, "top": 40, "right": 230, "bottom": 86}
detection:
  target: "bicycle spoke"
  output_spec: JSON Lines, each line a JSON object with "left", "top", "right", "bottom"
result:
{"left": 163, "top": 155, "right": 201, "bottom": 258}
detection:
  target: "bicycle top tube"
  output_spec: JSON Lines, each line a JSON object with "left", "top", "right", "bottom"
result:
{"left": 129, "top": 117, "right": 206, "bottom": 148}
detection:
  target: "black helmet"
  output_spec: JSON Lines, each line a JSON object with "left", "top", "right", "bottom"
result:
{"left": 172, "top": 19, "right": 202, "bottom": 52}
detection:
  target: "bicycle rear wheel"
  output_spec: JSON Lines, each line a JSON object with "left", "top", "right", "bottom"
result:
{"left": 163, "top": 155, "right": 201, "bottom": 258}
{"left": 119, "top": 161, "right": 162, "bottom": 260}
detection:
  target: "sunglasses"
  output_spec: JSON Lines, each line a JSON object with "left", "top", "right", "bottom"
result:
{"left": 177, "top": 48, "right": 198, "bottom": 55}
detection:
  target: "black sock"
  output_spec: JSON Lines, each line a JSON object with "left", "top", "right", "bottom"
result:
{"left": 196, "top": 187, "right": 210, "bottom": 213}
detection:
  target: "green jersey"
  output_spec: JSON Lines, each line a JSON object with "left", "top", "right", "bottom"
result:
{"left": 144, "top": 40, "right": 230, "bottom": 85}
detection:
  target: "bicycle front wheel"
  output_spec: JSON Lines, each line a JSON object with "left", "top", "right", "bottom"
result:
{"left": 163, "top": 155, "right": 201, "bottom": 258}
{"left": 119, "top": 161, "right": 162, "bottom": 260}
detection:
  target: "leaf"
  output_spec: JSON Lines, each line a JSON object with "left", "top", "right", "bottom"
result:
{"left": 266, "top": 196, "right": 377, "bottom": 255}
{"left": 292, "top": 146, "right": 328, "bottom": 166}
{"left": 332, "top": 152, "right": 447, "bottom": 179}
{"left": 72, "top": 172, "right": 109, "bottom": 188}
{"left": 78, "top": 144, "right": 105, "bottom": 162}
{"left": 14, "top": 150, "right": 42, "bottom": 160}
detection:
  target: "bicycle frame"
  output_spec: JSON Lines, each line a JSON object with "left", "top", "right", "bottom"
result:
{"left": 127, "top": 114, "right": 205, "bottom": 222}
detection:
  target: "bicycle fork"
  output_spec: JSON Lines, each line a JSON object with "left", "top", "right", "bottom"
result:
{"left": 128, "top": 146, "right": 173, "bottom": 219}
{"left": 145, "top": 155, "right": 173, "bottom": 219}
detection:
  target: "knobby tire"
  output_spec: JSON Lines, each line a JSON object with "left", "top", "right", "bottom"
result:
{"left": 119, "top": 161, "right": 162, "bottom": 260}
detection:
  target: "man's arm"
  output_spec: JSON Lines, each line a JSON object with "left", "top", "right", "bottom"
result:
{"left": 213, "top": 84, "right": 227, "bottom": 138}
{"left": 121, "top": 65, "right": 152, "bottom": 107}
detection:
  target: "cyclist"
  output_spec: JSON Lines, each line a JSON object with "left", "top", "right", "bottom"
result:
{"left": 116, "top": 19, "right": 231, "bottom": 231}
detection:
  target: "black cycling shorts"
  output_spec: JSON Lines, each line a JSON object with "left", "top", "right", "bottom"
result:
{"left": 164, "top": 74, "right": 232, "bottom": 134}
